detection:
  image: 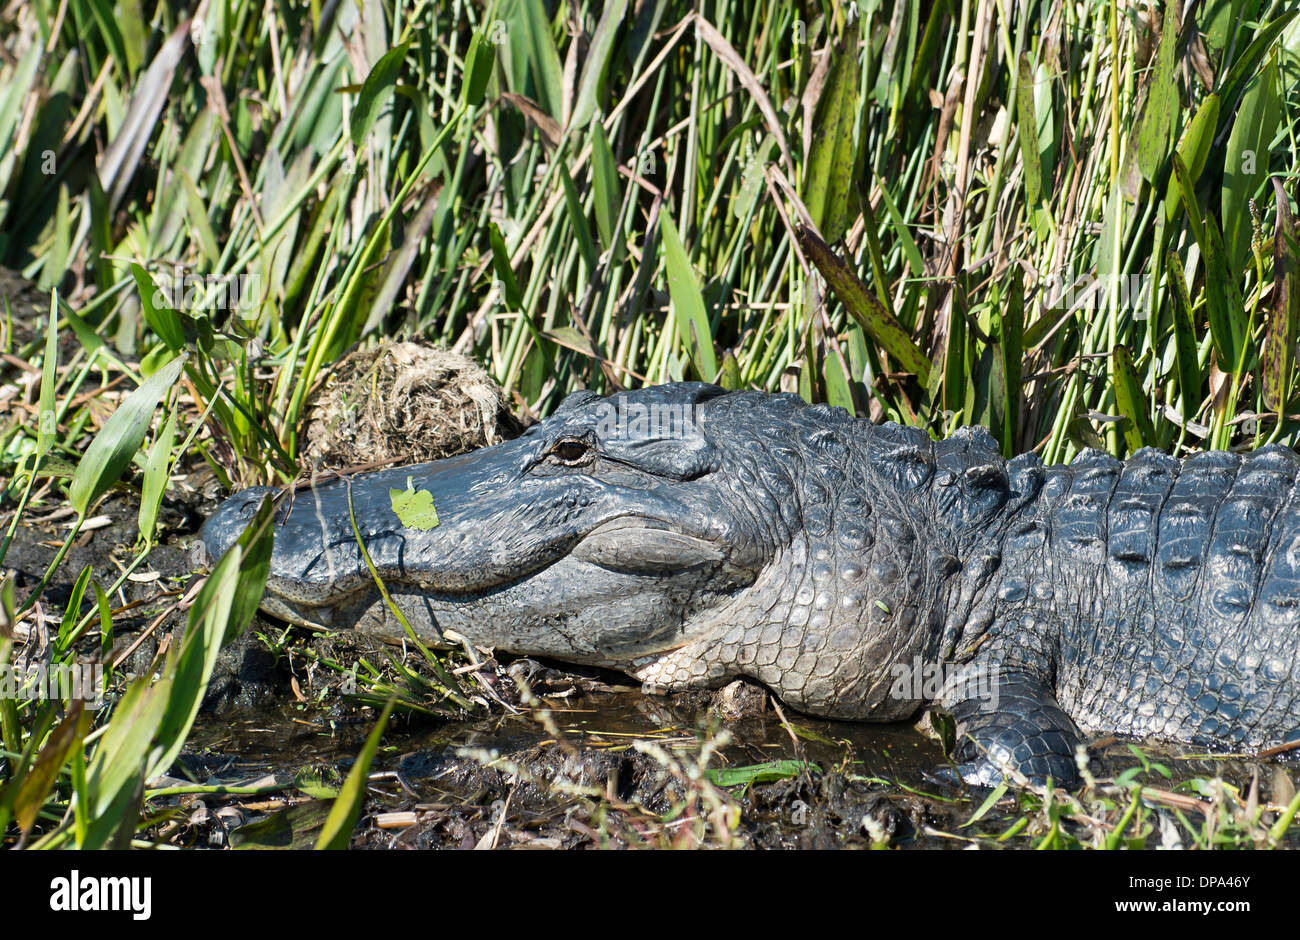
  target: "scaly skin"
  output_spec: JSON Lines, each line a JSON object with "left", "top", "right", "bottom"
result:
{"left": 202, "top": 384, "right": 1300, "bottom": 785}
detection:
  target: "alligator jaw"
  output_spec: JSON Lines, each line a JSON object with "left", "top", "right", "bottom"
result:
{"left": 255, "top": 516, "right": 731, "bottom": 632}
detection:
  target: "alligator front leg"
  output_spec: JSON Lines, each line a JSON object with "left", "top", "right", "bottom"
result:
{"left": 939, "top": 665, "right": 1084, "bottom": 787}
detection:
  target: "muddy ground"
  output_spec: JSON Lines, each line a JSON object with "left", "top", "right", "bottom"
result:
{"left": 5, "top": 480, "right": 1299, "bottom": 850}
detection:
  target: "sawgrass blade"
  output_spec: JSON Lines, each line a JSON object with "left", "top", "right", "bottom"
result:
{"left": 69, "top": 354, "right": 185, "bottom": 519}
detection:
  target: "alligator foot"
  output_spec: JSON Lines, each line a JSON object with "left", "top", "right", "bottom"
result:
{"left": 940, "top": 665, "right": 1083, "bottom": 788}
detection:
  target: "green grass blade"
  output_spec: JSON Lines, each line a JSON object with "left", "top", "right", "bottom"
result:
{"left": 148, "top": 494, "right": 275, "bottom": 779}
{"left": 35, "top": 289, "right": 59, "bottom": 460}
{"left": 85, "top": 674, "right": 172, "bottom": 831}
{"left": 797, "top": 226, "right": 931, "bottom": 384}
{"left": 131, "top": 263, "right": 185, "bottom": 352}
{"left": 1112, "top": 345, "right": 1156, "bottom": 453}
{"left": 802, "top": 18, "right": 859, "bottom": 243}
{"left": 1136, "top": 3, "right": 1178, "bottom": 183}
{"left": 1165, "top": 251, "right": 1203, "bottom": 425}
{"left": 874, "top": 182, "right": 924, "bottom": 277}
{"left": 1204, "top": 212, "right": 1245, "bottom": 368}
{"left": 12, "top": 702, "right": 88, "bottom": 837}
{"left": 315, "top": 697, "right": 396, "bottom": 849}
{"left": 823, "top": 352, "right": 856, "bottom": 415}
{"left": 660, "top": 212, "right": 718, "bottom": 381}
{"left": 1170, "top": 152, "right": 1206, "bottom": 255}
{"left": 962, "top": 782, "right": 1008, "bottom": 827}
{"left": 560, "top": 165, "right": 600, "bottom": 277}
{"left": 1216, "top": 10, "right": 1296, "bottom": 115}
{"left": 569, "top": 0, "right": 627, "bottom": 131}
{"left": 590, "top": 122, "right": 621, "bottom": 255}
{"left": 462, "top": 31, "right": 496, "bottom": 109}
{"left": 1263, "top": 180, "right": 1298, "bottom": 414}
{"left": 350, "top": 41, "right": 411, "bottom": 147}
{"left": 68, "top": 353, "right": 185, "bottom": 519}
{"left": 489, "top": 222, "right": 523, "bottom": 311}
{"left": 518, "top": 0, "right": 564, "bottom": 121}
{"left": 1163, "top": 94, "right": 1220, "bottom": 225}
{"left": 1222, "top": 54, "right": 1280, "bottom": 280}
{"left": 1014, "top": 53, "right": 1042, "bottom": 206}
{"left": 705, "top": 760, "right": 817, "bottom": 788}
{"left": 993, "top": 274, "right": 1024, "bottom": 456}
{"left": 137, "top": 410, "right": 177, "bottom": 546}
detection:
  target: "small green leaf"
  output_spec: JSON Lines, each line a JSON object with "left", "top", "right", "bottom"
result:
{"left": 705, "top": 760, "right": 819, "bottom": 788}
{"left": 488, "top": 223, "right": 523, "bottom": 311}
{"left": 233, "top": 800, "right": 334, "bottom": 849}
{"left": 1112, "top": 778, "right": 1142, "bottom": 811}
{"left": 930, "top": 709, "right": 957, "bottom": 756}
{"left": 962, "top": 782, "right": 1008, "bottom": 827}
{"left": 350, "top": 42, "right": 411, "bottom": 147}
{"left": 54, "top": 564, "right": 93, "bottom": 653}
{"left": 131, "top": 263, "right": 185, "bottom": 352}
{"left": 390, "top": 476, "right": 440, "bottom": 530}
{"left": 461, "top": 31, "right": 495, "bottom": 108}
{"left": 719, "top": 350, "right": 742, "bottom": 390}
{"left": 822, "top": 353, "right": 856, "bottom": 416}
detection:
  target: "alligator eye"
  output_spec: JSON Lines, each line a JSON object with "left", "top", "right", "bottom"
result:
{"left": 550, "top": 439, "right": 592, "bottom": 464}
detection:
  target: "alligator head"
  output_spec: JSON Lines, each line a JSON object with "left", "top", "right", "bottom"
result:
{"left": 203, "top": 383, "right": 965, "bottom": 720}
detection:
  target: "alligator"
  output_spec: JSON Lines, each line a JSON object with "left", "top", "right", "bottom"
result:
{"left": 202, "top": 383, "right": 1300, "bottom": 785}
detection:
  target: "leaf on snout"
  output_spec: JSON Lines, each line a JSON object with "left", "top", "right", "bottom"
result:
{"left": 390, "top": 476, "right": 440, "bottom": 530}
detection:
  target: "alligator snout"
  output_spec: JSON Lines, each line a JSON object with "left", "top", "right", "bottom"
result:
{"left": 200, "top": 485, "right": 276, "bottom": 564}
